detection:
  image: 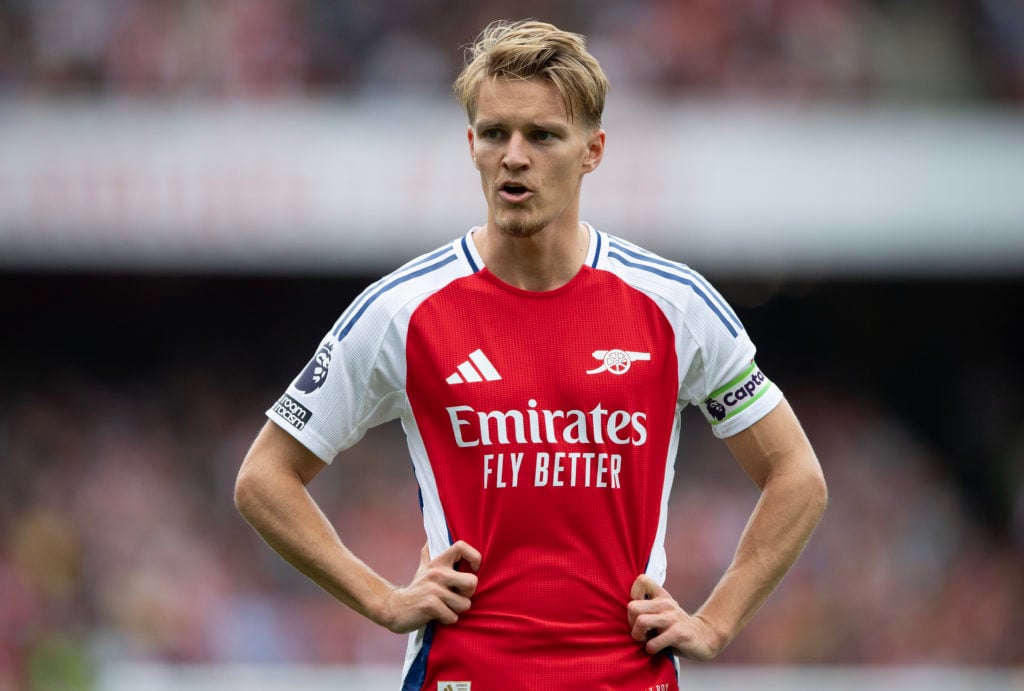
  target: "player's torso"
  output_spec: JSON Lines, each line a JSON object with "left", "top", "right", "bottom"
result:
{"left": 404, "top": 265, "right": 680, "bottom": 690}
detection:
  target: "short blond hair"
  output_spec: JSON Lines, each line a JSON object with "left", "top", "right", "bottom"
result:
{"left": 453, "top": 19, "right": 609, "bottom": 129}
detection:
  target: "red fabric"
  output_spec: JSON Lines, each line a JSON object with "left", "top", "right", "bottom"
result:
{"left": 405, "top": 265, "right": 680, "bottom": 690}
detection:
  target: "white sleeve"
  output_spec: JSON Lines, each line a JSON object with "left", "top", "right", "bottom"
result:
{"left": 266, "top": 288, "right": 407, "bottom": 463}
{"left": 677, "top": 278, "right": 783, "bottom": 439}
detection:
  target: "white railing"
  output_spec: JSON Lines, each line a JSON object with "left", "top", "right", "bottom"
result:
{"left": 98, "top": 663, "right": 1024, "bottom": 691}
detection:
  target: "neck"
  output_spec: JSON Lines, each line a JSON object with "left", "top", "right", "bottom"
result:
{"left": 474, "top": 221, "right": 590, "bottom": 292}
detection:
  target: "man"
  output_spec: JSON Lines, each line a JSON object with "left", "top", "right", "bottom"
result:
{"left": 235, "top": 19, "right": 827, "bottom": 690}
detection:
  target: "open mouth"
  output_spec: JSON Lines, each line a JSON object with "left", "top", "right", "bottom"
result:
{"left": 499, "top": 182, "right": 531, "bottom": 202}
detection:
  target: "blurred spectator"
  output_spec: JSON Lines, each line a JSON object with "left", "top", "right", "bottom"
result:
{"left": 974, "top": 0, "right": 1024, "bottom": 100}
{"left": 0, "top": 0, "right": 1020, "bottom": 104}
{"left": 1, "top": 370, "right": 1021, "bottom": 681}
{"left": 0, "top": 0, "right": 1022, "bottom": 683}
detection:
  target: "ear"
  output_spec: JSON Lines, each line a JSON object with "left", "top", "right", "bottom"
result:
{"left": 467, "top": 125, "right": 478, "bottom": 168}
{"left": 581, "top": 128, "right": 605, "bottom": 174}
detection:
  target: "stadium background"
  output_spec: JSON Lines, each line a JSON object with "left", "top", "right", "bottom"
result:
{"left": 1, "top": 1, "right": 1022, "bottom": 689}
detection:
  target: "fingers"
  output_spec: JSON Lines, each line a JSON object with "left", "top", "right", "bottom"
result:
{"left": 422, "top": 541, "right": 480, "bottom": 595}
{"left": 379, "top": 541, "right": 484, "bottom": 633}
{"left": 645, "top": 626, "right": 681, "bottom": 657}
{"left": 409, "top": 594, "right": 463, "bottom": 627}
{"left": 443, "top": 540, "right": 482, "bottom": 572}
{"left": 624, "top": 580, "right": 718, "bottom": 660}
{"left": 445, "top": 568, "right": 479, "bottom": 598}
{"left": 416, "top": 540, "right": 481, "bottom": 619}
{"left": 629, "top": 607, "right": 672, "bottom": 649}
{"left": 627, "top": 575, "right": 677, "bottom": 653}
{"left": 433, "top": 587, "right": 472, "bottom": 624}
{"left": 627, "top": 574, "right": 666, "bottom": 632}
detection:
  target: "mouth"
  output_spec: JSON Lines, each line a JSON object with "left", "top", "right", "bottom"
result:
{"left": 498, "top": 182, "right": 532, "bottom": 203}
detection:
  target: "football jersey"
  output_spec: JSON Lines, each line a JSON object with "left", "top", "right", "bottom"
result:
{"left": 267, "top": 225, "right": 782, "bottom": 691}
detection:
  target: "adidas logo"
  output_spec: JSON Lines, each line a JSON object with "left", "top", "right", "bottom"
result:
{"left": 446, "top": 349, "right": 502, "bottom": 385}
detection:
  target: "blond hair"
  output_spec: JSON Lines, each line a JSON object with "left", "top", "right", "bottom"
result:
{"left": 453, "top": 19, "right": 609, "bottom": 129}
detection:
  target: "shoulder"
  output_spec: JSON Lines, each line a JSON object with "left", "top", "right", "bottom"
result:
{"left": 330, "top": 235, "right": 478, "bottom": 342}
{"left": 595, "top": 231, "right": 745, "bottom": 339}
{"left": 599, "top": 231, "right": 711, "bottom": 297}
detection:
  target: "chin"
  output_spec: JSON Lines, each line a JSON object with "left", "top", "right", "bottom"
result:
{"left": 495, "top": 212, "right": 548, "bottom": 238}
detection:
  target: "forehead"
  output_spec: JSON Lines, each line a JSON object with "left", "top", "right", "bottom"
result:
{"left": 473, "top": 76, "right": 570, "bottom": 127}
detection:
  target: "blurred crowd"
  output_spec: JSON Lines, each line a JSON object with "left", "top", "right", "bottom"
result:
{"left": 2, "top": 1, "right": 1024, "bottom": 689}
{"left": 1, "top": 371, "right": 1022, "bottom": 688}
{"left": 0, "top": 0, "right": 1022, "bottom": 103}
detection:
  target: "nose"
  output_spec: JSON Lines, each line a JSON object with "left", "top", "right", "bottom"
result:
{"left": 502, "top": 131, "right": 530, "bottom": 171}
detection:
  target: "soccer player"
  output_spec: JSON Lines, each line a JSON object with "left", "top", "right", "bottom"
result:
{"left": 235, "top": 19, "right": 827, "bottom": 690}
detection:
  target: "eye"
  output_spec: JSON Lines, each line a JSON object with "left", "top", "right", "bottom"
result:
{"left": 482, "top": 128, "right": 503, "bottom": 140}
{"left": 533, "top": 130, "right": 553, "bottom": 142}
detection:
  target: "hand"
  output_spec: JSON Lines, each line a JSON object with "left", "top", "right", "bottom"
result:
{"left": 378, "top": 540, "right": 482, "bottom": 634}
{"left": 627, "top": 574, "right": 722, "bottom": 661}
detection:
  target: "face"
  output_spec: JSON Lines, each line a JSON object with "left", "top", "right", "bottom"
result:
{"left": 468, "top": 77, "right": 604, "bottom": 239}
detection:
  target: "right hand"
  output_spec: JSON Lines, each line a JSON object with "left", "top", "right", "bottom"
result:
{"left": 378, "top": 540, "right": 482, "bottom": 634}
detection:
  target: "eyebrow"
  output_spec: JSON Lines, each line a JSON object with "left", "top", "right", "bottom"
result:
{"left": 474, "top": 120, "right": 570, "bottom": 134}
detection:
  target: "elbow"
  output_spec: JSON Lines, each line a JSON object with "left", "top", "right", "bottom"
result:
{"left": 806, "top": 462, "right": 829, "bottom": 521}
{"left": 234, "top": 460, "right": 262, "bottom": 521}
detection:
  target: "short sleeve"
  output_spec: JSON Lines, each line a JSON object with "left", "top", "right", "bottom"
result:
{"left": 266, "top": 290, "right": 407, "bottom": 463}
{"left": 677, "top": 281, "right": 783, "bottom": 439}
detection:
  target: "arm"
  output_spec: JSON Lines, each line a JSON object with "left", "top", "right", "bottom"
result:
{"left": 628, "top": 397, "right": 827, "bottom": 660}
{"left": 234, "top": 420, "right": 481, "bottom": 633}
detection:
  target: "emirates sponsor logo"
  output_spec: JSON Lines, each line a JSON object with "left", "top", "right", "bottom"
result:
{"left": 446, "top": 399, "right": 647, "bottom": 448}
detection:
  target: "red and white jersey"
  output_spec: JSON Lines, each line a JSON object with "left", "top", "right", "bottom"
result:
{"left": 268, "top": 225, "right": 782, "bottom": 691}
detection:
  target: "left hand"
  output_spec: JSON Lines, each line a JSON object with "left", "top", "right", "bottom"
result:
{"left": 627, "top": 574, "right": 722, "bottom": 661}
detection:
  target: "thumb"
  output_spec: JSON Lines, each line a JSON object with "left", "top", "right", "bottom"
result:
{"left": 630, "top": 574, "right": 664, "bottom": 601}
{"left": 419, "top": 543, "right": 431, "bottom": 569}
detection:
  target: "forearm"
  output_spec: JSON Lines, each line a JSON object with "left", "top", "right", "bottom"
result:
{"left": 235, "top": 463, "right": 393, "bottom": 624}
{"left": 697, "top": 462, "right": 827, "bottom": 650}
